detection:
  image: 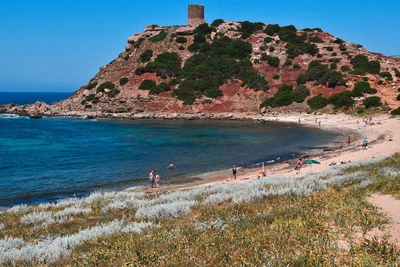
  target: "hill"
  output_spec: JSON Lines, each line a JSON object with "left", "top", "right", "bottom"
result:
{"left": 2, "top": 18, "right": 400, "bottom": 118}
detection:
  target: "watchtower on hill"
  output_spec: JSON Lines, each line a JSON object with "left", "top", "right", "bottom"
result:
{"left": 188, "top": 4, "right": 206, "bottom": 27}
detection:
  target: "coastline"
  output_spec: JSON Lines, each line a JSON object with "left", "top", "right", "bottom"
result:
{"left": 128, "top": 113, "right": 400, "bottom": 194}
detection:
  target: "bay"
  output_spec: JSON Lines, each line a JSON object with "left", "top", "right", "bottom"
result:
{"left": 0, "top": 115, "right": 342, "bottom": 209}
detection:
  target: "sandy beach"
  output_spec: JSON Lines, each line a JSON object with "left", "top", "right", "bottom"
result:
{"left": 130, "top": 113, "right": 399, "bottom": 193}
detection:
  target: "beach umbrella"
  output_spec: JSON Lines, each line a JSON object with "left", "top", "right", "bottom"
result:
{"left": 302, "top": 159, "right": 320, "bottom": 174}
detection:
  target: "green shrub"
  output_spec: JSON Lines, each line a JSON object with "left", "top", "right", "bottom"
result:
{"left": 210, "top": 19, "right": 224, "bottom": 27}
{"left": 293, "top": 85, "right": 310, "bottom": 103}
{"left": 264, "top": 37, "right": 273, "bottom": 43}
{"left": 273, "top": 74, "right": 280, "bottom": 79}
{"left": 264, "top": 24, "right": 281, "bottom": 35}
{"left": 393, "top": 67, "right": 400, "bottom": 77}
{"left": 260, "top": 84, "right": 296, "bottom": 107}
{"left": 391, "top": 106, "right": 400, "bottom": 115}
{"left": 239, "top": 21, "right": 264, "bottom": 39}
{"left": 179, "top": 45, "right": 185, "bottom": 50}
{"left": 350, "top": 54, "right": 380, "bottom": 74}
{"left": 139, "top": 79, "right": 156, "bottom": 90}
{"left": 363, "top": 96, "right": 382, "bottom": 108}
{"left": 352, "top": 81, "right": 377, "bottom": 97}
{"left": 340, "top": 65, "right": 351, "bottom": 72}
{"left": 317, "top": 53, "right": 323, "bottom": 58}
{"left": 149, "top": 82, "right": 170, "bottom": 95}
{"left": 138, "top": 50, "right": 153, "bottom": 62}
{"left": 119, "top": 77, "right": 129, "bottom": 86}
{"left": 396, "top": 94, "right": 400, "bottom": 101}
{"left": 81, "top": 100, "right": 87, "bottom": 105}
{"left": 149, "top": 30, "right": 167, "bottom": 42}
{"left": 285, "top": 42, "right": 319, "bottom": 59}
{"left": 205, "top": 87, "right": 223, "bottom": 98}
{"left": 107, "top": 89, "right": 120, "bottom": 98}
{"left": 330, "top": 63, "right": 337, "bottom": 70}
{"left": 85, "top": 94, "right": 96, "bottom": 101}
{"left": 379, "top": 72, "right": 393, "bottom": 81}
{"left": 308, "top": 36, "right": 323, "bottom": 43}
{"left": 328, "top": 90, "right": 355, "bottom": 109}
{"left": 194, "top": 23, "right": 216, "bottom": 36}
{"left": 328, "top": 58, "right": 341, "bottom": 63}
{"left": 123, "top": 54, "right": 129, "bottom": 61}
{"left": 339, "top": 44, "right": 347, "bottom": 51}
{"left": 144, "top": 52, "right": 182, "bottom": 77}
{"left": 378, "top": 80, "right": 383, "bottom": 85}
{"left": 296, "top": 73, "right": 307, "bottom": 85}
{"left": 202, "top": 99, "right": 212, "bottom": 105}
{"left": 260, "top": 45, "right": 267, "bottom": 51}
{"left": 331, "top": 52, "right": 337, "bottom": 56}
{"left": 398, "top": 88, "right": 400, "bottom": 92}
{"left": 175, "top": 36, "right": 187, "bottom": 43}
{"left": 86, "top": 81, "right": 98, "bottom": 90}
{"left": 307, "top": 93, "right": 329, "bottom": 110}
{"left": 85, "top": 104, "right": 92, "bottom": 109}
{"left": 293, "top": 63, "right": 301, "bottom": 69}
{"left": 188, "top": 42, "right": 201, "bottom": 52}
{"left": 325, "top": 46, "right": 334, "bottom": 51}
{"left": 169, "top": 78, "right": 181, "bottom": 86}
{"left": 284, "top": 59, "right": 292, "bottom": 66}
{"left": 363, "top": 77, "right": 368, "bottom": 81}
{"left": 97, "top": 82, "right": 115, "bottom": 93}
{"left": 261, "top": 53, "right": 279, "bottom": 68}
{"left": 269, "top": 46, "right": 275, "bottom": 52}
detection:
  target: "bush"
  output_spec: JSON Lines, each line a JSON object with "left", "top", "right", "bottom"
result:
{"left": 188, "top": 42, "right": 201, "bottom": 53}
{"left": 391, "top": 106, "right": 400, "bottom": 115}
{"left": 393, "top": 67, "right": 400, "bottom": 77}
{"left": 264, "top": 24, "right": 281, "bottom": 36}
{"left": 363, "top": 96, "right": 382, "bottom": 108}
{"left": 328, "top": 90, "right": 355, "bottom": 109}
{"left": 107, "top": 89, "right": 120, "bottom": 98}
{"left": 149, "top": 30, "right": 167, "bottom": 42}
{"left": 239, "top": 21, "right": 264, "bottom": 39}
{"left": 210, "top": 19, "right": 224, "bottom": 27}
{"left": 205, "top": 87, "right": 223, "bottom": 98}
{"left": 285, "top": 42, "right": 319, "bottom": 59}
{"left": 307, "top": 94, "right": 329, "bottom": 110}
{"left": 308, "top": 36, "right": 323, "bottom": 43}
{"left": 350, "top": 54, "right": 380, "bottom": 74}
{"left": 261, "top": 53, "right": 280, "bottom": 68}
{"left": 86, "top": 82, "right": 98, "bottom": 90}
{"left": 273, "top": 74, "right": 280, "bottom": 79}
{"left": 293, "top": 85, "right": 310, "bottom": 103}
{"left": 175, "top": 36, "right": 187, "bottom": 43}
{"left": 144, "top": 52, "right": 182, "bottom": 78}
{"left": 330, "top": 63, "right": 337, "bottom": 70}
{"left": 339, "top": 44, "right": 347, "bottom": 51}
{"left": 340, "top": 65, "right": 351, "bottom": 72}
{"left": 149, "top": 82, "right": 170, "bottom": 95}
{"left": 85, "top": 94, "right": 96, "bottom": 102}
{"left": 119, "top": 77, "right": 129, "bottom": 86}
{"left": 194, "top": 23, "right": 216, "bottom": 36}
{"left": 293, "top": 63, "right": 301, "bottom": 69}
{"left": 284, "top": 59, "right": 292, "bottom": 66}
{"left": 169, "top": 78, "right": 181, "bottom": 86}
{"left": 379, "top": 72, "right": 393, "bottom": 81}
{"left": 134, "top": 38, "right": 145, "bottom": 48}
{"left": 269, "top": 46, "right": 275, "bottom": 52}
{"left": 179, "top": 45, "right": 185, "bottom": 50}
{"left": 260, "top": 84, "right": 295, "bottom": 107}
{"left": 352, "top": 81, "right": 377, "bottom": 97}
{"left": 97, "top": 82, "right": 115, "bottom": 93}
{"left": 325, "top": 46, "right": 334, "bottom": 51}
{"left": 139, "top": 79, "right": 156, "bottom": 90}
{"left": 378, "top": 80, "right": 383, "bottom": 85}
{"left": 363, "top": 77, "right": 368, "bottom": 81}
{"left": 264, "top": 37, "right": 273, "bottom": 43}
{"left": 396, "top": 94, "right": 400, "bottom": 101}
{"left": 138, "top": 50, "right": 153, "bottom": 62}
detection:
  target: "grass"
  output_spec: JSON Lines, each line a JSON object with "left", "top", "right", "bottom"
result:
{"left": 1, "top": 154, "right": 400, "bottom": 266}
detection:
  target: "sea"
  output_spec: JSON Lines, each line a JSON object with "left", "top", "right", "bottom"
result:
{"left": 0, "top": 92, "right": 343, "bottom": 209}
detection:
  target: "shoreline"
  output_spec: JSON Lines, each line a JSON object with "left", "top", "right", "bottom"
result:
{"left": 128, "top": 113, "right": 400, "bottom": 194}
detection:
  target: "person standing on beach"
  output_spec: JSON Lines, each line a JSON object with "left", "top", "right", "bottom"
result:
{"left": 155, "top": 172, "right": 160, "bottom": 188}
{"left": 295, "top": 158, "right": 302, "bottom": 174}
{"left": 232, "top": 165, "right": 237, "bottom": 179}
{"left": 347, "top": 136, "right": 351, "bottom": 146}
{"left": 363, "top": 138, "right": 368, "bottom": 149}
{"left": 149, "top": 170, "right": 155, "bottom": 188}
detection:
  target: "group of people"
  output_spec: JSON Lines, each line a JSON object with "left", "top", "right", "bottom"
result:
{"left": 149, "top": 162, "right": 176, "bottom": 189}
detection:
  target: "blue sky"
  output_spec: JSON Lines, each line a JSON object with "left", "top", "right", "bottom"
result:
{"left": 1, "top": 0, "right": 399, "bottom": 92}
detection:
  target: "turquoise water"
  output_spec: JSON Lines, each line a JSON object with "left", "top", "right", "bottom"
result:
{"left": 0, "top": 115, "right": 342, "bottom": 208}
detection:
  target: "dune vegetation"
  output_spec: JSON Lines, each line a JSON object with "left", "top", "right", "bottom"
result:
{"left": 1, "top": 154, "right": 400, "bottom": 266}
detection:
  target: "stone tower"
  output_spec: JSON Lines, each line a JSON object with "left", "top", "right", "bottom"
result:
{"left": 187, "top": 4, "right": 206, "bottom": 27}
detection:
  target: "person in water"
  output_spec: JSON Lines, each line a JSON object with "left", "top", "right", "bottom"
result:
{"left": 167, "top": 162, "right": 175, "bottom": 170}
